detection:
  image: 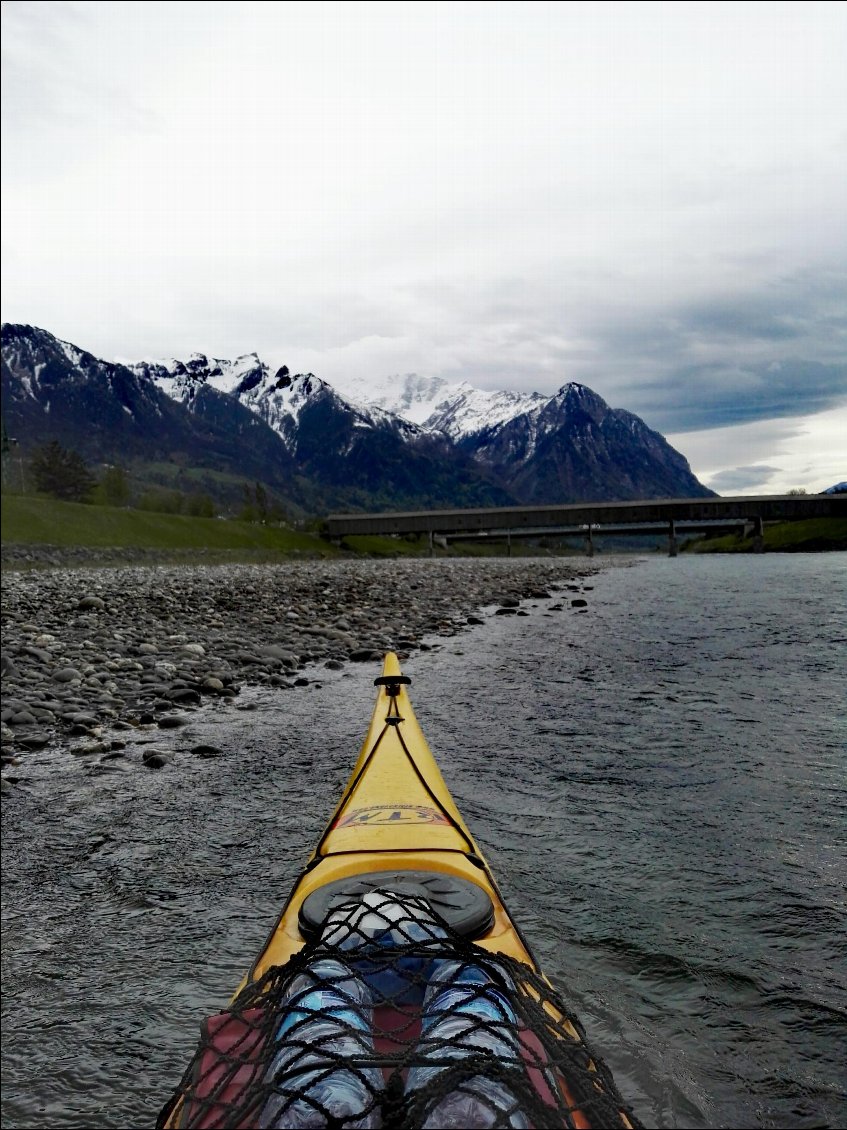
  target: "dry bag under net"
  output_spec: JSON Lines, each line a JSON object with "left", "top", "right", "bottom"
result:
{"left": 157, "top": 890, "right": 642, "bottom": 1129}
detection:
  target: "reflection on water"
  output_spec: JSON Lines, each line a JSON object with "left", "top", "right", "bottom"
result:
{"left": 2, "top": 553, "right": 845, "bottom": 1129}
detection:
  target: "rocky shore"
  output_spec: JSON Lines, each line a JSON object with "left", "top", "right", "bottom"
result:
{"left": 1, "top": 558, "right": 595, "bottom": 778}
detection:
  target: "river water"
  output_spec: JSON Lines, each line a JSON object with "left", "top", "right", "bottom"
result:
{"left": 1, "top": 553, "right": 845, "bottom": 1129}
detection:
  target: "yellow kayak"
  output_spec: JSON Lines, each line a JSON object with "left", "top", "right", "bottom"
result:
{"left": 158, "top": 654, "right": 641, "bottom": 1130}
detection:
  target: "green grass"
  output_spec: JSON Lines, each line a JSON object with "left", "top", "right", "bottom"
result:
{"left": 0, "top": 499, "right": 581, "bottom": 561}
{"left": 11, "top": 495, "right": 839, "bottom": 561}
{"left": 1, "top": 494, "right": 334, "bottom": 555}
{"left": 689, "top": 517, "right": 847, "bottom": 553}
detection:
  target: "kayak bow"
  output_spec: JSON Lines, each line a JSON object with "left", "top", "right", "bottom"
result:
{"left": 159, "top": 654, "right": 641, "bottom": 1130}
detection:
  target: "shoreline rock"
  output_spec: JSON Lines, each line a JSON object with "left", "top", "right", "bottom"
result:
{"left": 1, "top": 558, "right": 597, "bottom": 768}
{"left": 0, "top": 544, "right": 334, "bottom": 570}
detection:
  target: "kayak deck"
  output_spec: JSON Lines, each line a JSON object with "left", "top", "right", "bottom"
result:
{"left": 240, "top": 653, "right": 540, "bottom": 987}
{"left": 158, "top": 655, "right": 641, "bottom": 1130}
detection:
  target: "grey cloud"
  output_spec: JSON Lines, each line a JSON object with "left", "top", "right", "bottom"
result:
{"left": 72, "top": 258, "right": 847, "bottom": 443}
{"left": 707, "top": 466, "right": 783, "bottom": 492}
{"left": 626, "top": 360, "right": 847, "bottom": 433}
{"left": 528, "top": 272, "right": 847, "bottom": 432}
{"left": 669, "top": 303, "right": 802, "bottom": 342}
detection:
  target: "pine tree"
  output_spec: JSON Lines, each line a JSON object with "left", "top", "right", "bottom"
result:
{"left": 30, "top": 441, "right": 96, "bottom": 501}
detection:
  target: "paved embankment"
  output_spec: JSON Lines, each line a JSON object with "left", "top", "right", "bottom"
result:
{"left": 1, "top": 558, "right": 595, "bottom": 774}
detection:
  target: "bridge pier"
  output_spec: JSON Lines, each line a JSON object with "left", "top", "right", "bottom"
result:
{"left": 507, "top": 529, "right": 512, "bottom": 558}
{"left": 428, "top": 530, "right": 434, "bottom": 558}
{"left": 584, "top": 525, "right": 594, "bottom": 557}
{"left": 752, "top": 515, "right": 764, "bottom": 553}
{"left": 668, "top": 519, "right": 678, "bottom": 558}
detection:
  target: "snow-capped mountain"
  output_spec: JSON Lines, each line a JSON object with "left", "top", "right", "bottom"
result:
{"left": 329, "top": 369, "right": 546, "bottom": 437}
{"left": 129, "top": 353, "right": 424, "bottom": 454}
{"left": 328, "top": 371, "right": 457, "bottom": 426}
{"left": 2, "top": 323, "right": 715, "bottom": 511}
{"left": 459, "top": 381, "right": 712, "bottom": 502}
{"left": 126, "top": 351, "right": 268, "bottom": 398}
{"left": 332, "top": 369, "right": 711, "bottom": 500}
{"left": 423, "top": 384, "right": 547, "bottom": 440}
{"left": 0, "top": 324, "right": 301, "bottom": 501}
{"left": 2, "top": 325, "right": 513, "bottom": 512}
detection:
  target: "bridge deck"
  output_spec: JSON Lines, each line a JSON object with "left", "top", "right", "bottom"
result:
{"left": 327, "top": 495, "right": 844, "bottom": 537}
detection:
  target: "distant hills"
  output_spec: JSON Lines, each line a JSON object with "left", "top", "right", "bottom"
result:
{"left": 1, "top": 323, "right": 714, "bottom": 515}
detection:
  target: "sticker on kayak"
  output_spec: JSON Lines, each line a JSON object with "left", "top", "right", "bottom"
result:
{"left": 335, "top": 805, "right": 451, "bottom": 828}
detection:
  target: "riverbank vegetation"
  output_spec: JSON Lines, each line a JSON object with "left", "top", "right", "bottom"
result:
{"left": 689, "top": 518, "right": 847, "bottom": 553}
{"left": 1, "top": 498, "right": 582, "bottom": 566}
{"left": 4, "top": 496, "right": 843, "bottom": 565}
{"left": 0, "top": 496, "right": 535, "bottom": 563}
{"left": 1, "top": 495, "right": 333, "bottom": 556}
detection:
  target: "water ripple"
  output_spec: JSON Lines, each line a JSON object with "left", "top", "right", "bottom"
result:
{"left": 3, "top": 554, "right": 846, "bottom": 1129}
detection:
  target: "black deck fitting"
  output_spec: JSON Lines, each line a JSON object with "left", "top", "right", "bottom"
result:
{"left": 374, "top": 674, "right": 412, "bottom": 697}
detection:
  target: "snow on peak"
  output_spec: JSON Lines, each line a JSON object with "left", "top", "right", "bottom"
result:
{"left": 327, "top": 371, "right": 458, "bottom": 425}
{"left": 233, "top": 368, "right": 355, "bottom": 448}
{"left": 125, "top": 351, "right": 269, "bottom": 396}
{"left": 328, "top": 368, "right": 549, "bottom": 438}
{"left": 58, "top": 337, "right": 84, "bottom": 368}
{"left": 124, "top": 341, "right": 581, "bottom": 447}
{"left": 249, "top": 370, "right": 323, "bottom": 426}
{"left": 550, "top": 381, "right": 592, "bottom": 402}
{"left": 124, "top": 345, "right": 418, "bottom": 448}
{"left": 424, "top": 384, "right": 547, "bottom": 440}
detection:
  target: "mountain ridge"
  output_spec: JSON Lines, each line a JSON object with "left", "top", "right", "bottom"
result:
{"left": 2, "top": 323, "right": 715, "bottom": 512}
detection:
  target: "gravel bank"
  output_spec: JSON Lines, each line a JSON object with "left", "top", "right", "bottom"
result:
{"left": 0, "top": 544, "right": 324, "bottom": 569}
{"left": 1, "top": 558, "right": 596, "bottom": 774}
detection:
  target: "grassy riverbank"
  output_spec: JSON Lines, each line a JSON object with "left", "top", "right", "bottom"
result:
{"left": 1, "top": 494, "right": 334, "bottom": 555}
{"left": 5, "top": 495, "right": 843, "bottom": 564}
{"left": 0, "top": 496, "right": 578, "bottom": 563}
{"left": 689, "top": 517, "right": 847, "bottom": 553}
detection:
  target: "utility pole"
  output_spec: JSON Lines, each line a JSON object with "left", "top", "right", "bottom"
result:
{"left": 12, "top": 438, "right": 25, "bottom": 493}
{"left": 2, "top": 424, "right": 25, "bottom": 493}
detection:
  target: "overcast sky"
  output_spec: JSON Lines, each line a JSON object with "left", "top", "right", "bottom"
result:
{"left": 2, "top": 1, "right": 845, "bottom": 493}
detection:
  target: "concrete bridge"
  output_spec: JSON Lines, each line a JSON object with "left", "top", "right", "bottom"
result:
{"left": 326, "top": 494, "right": 845, "bottom": 556}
